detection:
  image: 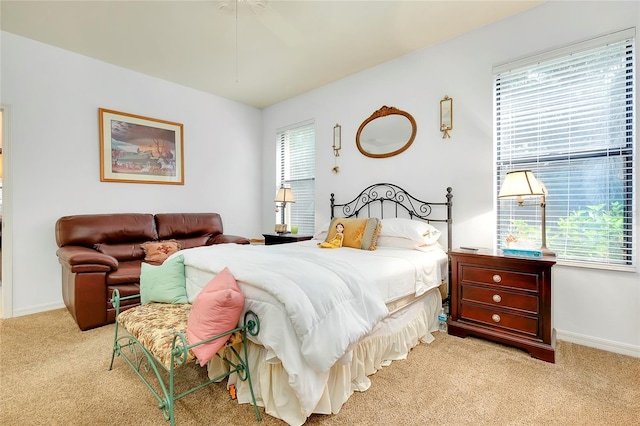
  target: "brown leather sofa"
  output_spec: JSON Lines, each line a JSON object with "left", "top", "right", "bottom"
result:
{"left": 55, "top": 213, "right": 249, "bottom": 330}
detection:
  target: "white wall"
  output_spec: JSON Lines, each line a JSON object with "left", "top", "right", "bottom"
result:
{"left": 1, "top": 32, "right": 263, "bottom": 317}
{"left": 262, "top": 1, "right": 640, "bottom": 356}
{"left": 2, "top": 1, "right": 638, "bottom": 357}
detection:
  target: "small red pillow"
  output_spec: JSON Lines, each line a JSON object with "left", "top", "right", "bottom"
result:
{"left": 141, "top": 240, "right": 181, "bottom": 264}
{"left": 187, "top": 267, "right": 245, "bottom": 366}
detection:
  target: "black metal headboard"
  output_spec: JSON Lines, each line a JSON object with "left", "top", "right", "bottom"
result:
{"left": 330, "top": 183, "right": 453, "bottom": 304}
{"left": 330, "top": 183, "right": 453, "bottom": 252}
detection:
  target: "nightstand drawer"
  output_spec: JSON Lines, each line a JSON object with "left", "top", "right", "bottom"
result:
{"left": 461, "top": 285, "right": 539, "bottom": 314}
{"left": 460, "top": 303, "right": 538, "bottom": 337}
{"left": 461, "top": 266, "right": 539, "bottom": 292}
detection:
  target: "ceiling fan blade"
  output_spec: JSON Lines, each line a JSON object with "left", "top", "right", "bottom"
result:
{"left": 217, "top": 0, "right": 304, "bottom": 47}
{"left": 256, "top": 4, "right": 304, "bottom": 48}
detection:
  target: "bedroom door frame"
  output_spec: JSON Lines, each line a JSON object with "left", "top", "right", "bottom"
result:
{"left": 1, "top": 105, "right": 13, "bottom": 318}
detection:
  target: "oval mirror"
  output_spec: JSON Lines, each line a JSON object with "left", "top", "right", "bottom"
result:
{"left": 356, "top": 106, "right": 417, "bottom": 158}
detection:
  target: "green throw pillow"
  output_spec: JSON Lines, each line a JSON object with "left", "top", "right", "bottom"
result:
{"left": 140, "top": 254, "right": 188, "bottom": 304}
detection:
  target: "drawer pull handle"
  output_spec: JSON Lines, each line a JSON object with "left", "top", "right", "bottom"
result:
{"left": 492, "top": 294, "right": 502, "bottom": 303}
{"left": 492, "top": 274, "right": 502, "bottom": 283}
{"left": 492, "top": 314, "right": 501, "bottom": 323}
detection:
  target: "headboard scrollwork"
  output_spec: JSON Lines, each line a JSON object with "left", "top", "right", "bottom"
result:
{"left": 330, "top": 183, "right": 453, "bottom": 251}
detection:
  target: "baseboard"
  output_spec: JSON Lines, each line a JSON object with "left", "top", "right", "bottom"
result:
{"left": 12, "top": 302, "right": 66, "bottom": 318}
{"left": 556, "top": 329, "right": 640, "bottom": 358}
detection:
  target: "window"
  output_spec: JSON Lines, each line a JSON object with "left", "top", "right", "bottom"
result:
{"left": 495, "top": 28, "right": 635, "bottom": 269}
{"left": 276, "top": 121, "right": 315, "bottom": 235}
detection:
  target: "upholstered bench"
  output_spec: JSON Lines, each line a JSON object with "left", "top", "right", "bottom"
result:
{"left": 109, "top": 290, "right": 262, "bottom": 425}
{"left": 116, "top": 302, "right": 195, "bottom": 368}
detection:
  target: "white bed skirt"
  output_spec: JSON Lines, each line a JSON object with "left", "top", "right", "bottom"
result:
{"left": 209, "top": 288, "right": 442, "bottom": 426}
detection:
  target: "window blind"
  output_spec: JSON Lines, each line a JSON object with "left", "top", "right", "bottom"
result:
{"left": 276, "top": 121, "right": 315, "bottom": 235}
{"left": 495, "top": 29, "right": 635, "bottom": 269}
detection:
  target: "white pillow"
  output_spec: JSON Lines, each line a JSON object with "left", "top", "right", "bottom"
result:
{"left": 376, "top": 236, "right": 420, "bottom": 249}
{"left": 380, "top": 218, "right": 442, "bottom": 245}
{"left": 313, "top": 221, "right": 331, "bottom": 240}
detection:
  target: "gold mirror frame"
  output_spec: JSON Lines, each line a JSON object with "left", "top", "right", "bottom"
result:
{"left": 356, "top": 106, "right": 417, "bottom": 158}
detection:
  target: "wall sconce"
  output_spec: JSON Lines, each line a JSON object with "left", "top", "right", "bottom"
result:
{"left": 498, "top": 170, "right": 555, "bottom": 256}
{"left": 440, "top": 96, "right": 453, "bottom": 139}
{"left": 274, "top": 185, "right": 295, "bottom": 234}
{"left": 332, "top": 123, "right": 341, "bottom": 173}
{"left": 333, "top": 123, "right": 341, "bottom": 156}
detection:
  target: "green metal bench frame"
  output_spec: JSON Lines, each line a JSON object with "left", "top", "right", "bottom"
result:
{"left": 109, "top": 289, "right": 262, "bottom": 425}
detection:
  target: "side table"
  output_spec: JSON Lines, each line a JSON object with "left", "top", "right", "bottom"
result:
{"left": 448, "top": 248, "right": 556, "bottom": 363}
{"left": 262, "top": 233, "right": 313, "bottom": 246}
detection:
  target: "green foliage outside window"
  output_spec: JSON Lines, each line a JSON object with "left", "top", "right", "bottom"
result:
{"left": 553, "top": 202, "right": 625, "bottom": 262}
{"left": 508, "top": 202, "right": 625, "bottom": 262}
{"left": 508, "top": 219, "right": 538, "bottom": 243}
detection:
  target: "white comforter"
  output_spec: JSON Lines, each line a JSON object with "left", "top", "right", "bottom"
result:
{"left": 177, "top": 241, "right": 446, "bottom": 416}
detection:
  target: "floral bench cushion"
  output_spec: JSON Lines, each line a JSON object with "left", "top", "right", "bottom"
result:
{"left": 117, "top": 302, "right": 194, "bottom": 369}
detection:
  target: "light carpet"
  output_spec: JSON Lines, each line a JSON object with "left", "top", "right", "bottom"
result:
{"left": 1, "top": 308, "right": 638, "bottom": 425}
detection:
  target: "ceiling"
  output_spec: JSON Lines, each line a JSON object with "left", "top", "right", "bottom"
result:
{"left": 1, "top": 1, "right": 544, "bottom": 109}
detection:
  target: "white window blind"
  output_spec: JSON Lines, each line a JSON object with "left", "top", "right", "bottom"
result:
{"left": 495, "top": 29, "right": 635, "bottom": 269}
{"left": 276, "top": 121, "right": 315, "bottom": 235}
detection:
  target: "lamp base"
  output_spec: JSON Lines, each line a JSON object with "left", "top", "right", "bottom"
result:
{"left": 540, "top": 246, "right": 556, "bottom": 257}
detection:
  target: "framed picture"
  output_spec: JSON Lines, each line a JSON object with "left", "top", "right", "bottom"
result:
{"left": 99, "top": 108, "right": 184, "bottom": 184}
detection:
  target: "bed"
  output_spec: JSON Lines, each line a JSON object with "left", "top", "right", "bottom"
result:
{"left": 176, "top": 183, "right": 453, "bottom": 425}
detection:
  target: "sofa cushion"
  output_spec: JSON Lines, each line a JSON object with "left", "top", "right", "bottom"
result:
{"left": 174, "top": 235, "right": 211, "bottom": 249}
{"left": 56, "top": 213, "right": 157, "bottom": 247}
{"left": 140, "top": 255, "right": 188, "bottom": 305}
{"left": 155, "top": 213, "right": 223, "bottom": 241}
{"left": 107, "top": 284, "right": 141, "bottom": 310}
{"left": 95, "top": 242, "right": 145, "bottom": 261}
{"left": 106, "top": 260, "right": 143, "bottom": 285}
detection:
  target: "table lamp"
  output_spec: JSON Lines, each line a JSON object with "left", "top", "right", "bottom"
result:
{"left": 498, "top": 170, "right": 555, "bottom": 256}
{"left": 274, "top": 185, "right": 295, "bottom": 234}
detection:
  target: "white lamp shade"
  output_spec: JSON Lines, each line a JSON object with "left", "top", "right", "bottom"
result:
{"left": 498, "top": 170, "right": 545, "bottom": 198}
{"left": 274, "top": 187, "right": 295, "bottom": 203}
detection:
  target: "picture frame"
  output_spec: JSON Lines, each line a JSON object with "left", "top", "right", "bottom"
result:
{"left": 99, "top": 108, "right": 184, "bottom": 184}
{"left": 440, "top": 95, "right": 453, "bottom": 138}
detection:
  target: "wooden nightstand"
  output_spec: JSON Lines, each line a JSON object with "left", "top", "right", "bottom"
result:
{"left": 448, "top": 248, "right": 556, "bottom": 363}
{"left": 262, "top": 233, "right": 313, "bottom": 246}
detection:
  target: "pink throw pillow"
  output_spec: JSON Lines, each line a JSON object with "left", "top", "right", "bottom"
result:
{"left": 187, "top": 267, "right": 245, "bottom": 366}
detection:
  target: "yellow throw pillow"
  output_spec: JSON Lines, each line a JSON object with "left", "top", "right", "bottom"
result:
{"left": 324, "top": 217, "right": 381, "bottom": 250}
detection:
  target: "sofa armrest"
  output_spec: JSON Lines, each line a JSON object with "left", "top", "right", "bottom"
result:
{"left": 56, "top": 246, "right": 118, "bottom": 273}
{"left": 209, "top": 234, "right": 250, "bottom": 245}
